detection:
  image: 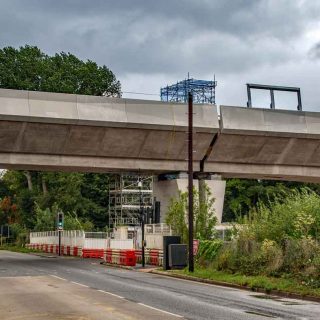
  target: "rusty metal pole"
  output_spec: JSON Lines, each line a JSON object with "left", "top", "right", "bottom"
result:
{"left": 188, "top": 92, "right": 194, "bottom": 272}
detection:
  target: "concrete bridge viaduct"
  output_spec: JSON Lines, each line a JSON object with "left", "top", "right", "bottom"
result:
{"left": 1, "top": 88, "right": 320, "bottom": 182}
{"left": 1, "top": 88, "right": 320, "bottom": 221}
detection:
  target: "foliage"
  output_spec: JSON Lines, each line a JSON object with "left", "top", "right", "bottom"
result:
{"left": 223, "top": 179, "right": 320, "bottom": 222}
{"left": 214, "top": 189, "right": 320, "bottom": 287}
{"left": 63, "top": 213, "right": 94, "bottom": 231}
{"left": 165, "top": 191, "right": 188, "bottom": 243}
{"left": 165, "top": 185, "right": 217, "bottom": 243}
{"left": 238, "top": 189, "right": 320, "bottom": 243}
{"left": 33, "top": 203, "right": 93, "bottom": 232}
{"left": 0, "top": 169, "right": 110, "bottom": 231}
{"left": 0, "top": 45, "right": 121, "bottom": 96}
{"left": 0, "top": 196, "right": 18, "bottom": 225}
{"left": 196, "top": 239, "right": 223, "bottom": 265}
{"left": 8, "top": 223, "right": 29, "bottom": 246}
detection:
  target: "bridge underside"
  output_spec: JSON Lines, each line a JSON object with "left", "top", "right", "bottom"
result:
{"left": 0, "top": 152, "right": 198, "bottom": 173}
{"left": 204, "top": 133, "right": 320, "bottom": 183}
{"left": 2, "top": 152, "right": 320, "bottom": 184}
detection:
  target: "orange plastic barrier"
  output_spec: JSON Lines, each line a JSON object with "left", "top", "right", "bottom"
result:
{"left": 82, "top": 249, "right": 104, "bottom": 259}
{"left": 73, "top": 246, "right": 78, "bottom": 256}
{"left": 149, "top": 249, "right": 159, "bottom": 266}
{"left": 67, "top": 246, "right": 71, "bottom": 256}
{"left": 120, "top": 250, "right": 136, "bottom": 266}
{"left": 105, "top": 249, "right": 112, "bottom": 263}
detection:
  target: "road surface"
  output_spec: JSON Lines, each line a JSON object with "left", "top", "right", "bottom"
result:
{"left": 0, "top": 250, "right": 320, "bottom": 319}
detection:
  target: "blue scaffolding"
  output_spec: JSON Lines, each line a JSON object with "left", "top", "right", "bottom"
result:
{"left": 160, "top": 77, "right": 217, "bottom": 104}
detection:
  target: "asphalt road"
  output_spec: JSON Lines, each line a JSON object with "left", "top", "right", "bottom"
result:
{"left": 1, "top": 250, "right": 320, "bottom": 320}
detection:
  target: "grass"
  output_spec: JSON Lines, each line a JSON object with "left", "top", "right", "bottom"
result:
{"left": 0, "top": 244, "right": 40, "bottom": 254}
{"left": 170, "top": 267, "right": 320, "bottom": 298}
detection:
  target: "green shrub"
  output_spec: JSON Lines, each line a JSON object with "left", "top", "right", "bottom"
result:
{"left": 214, "top": 189, "right": 320, "bottom": 286}
{"left": 7, "top": 223, "right": 28, "bottom": 246}
{"left": 238, "top": 189, "right": 320, "bottom": 244}
{"left": 166, "top": 186, "right": 217, "bottom": 243}
{"left": 197, "top": 239, "right": 223, "bottom": 266}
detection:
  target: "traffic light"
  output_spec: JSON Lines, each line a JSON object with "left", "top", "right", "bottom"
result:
{"left": 57, "top": 212, "right": 64, "bottom": 230}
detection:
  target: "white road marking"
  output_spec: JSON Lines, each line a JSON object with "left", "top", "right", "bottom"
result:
{"left": 50, "top": 275, "right": 66, "bottom": 281}
{"left": 97, "top": 289, "right": 124, "bottom": 299}
{"left": 138, "top": 303, "right": 183, "bottom": 318}
{"left": 71, "top": 281, "right": 89, "bottom": 288}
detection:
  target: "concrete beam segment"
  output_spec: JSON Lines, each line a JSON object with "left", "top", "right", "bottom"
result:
{"left": 204, "top": 106, "right": 320, "bottom": 181}
{"left": 0, "top": 120, "right": 213, "bottom": 161}
{"left": 207, "top": 134, "right": 320, "bottom": 165}
{"left": 0, "top": 88, "right": 218, "bottom": 171}
{"left": 220, "top": 106, "right": 320, "bottom": 137}
{"left": 0, "top": 88, "right": 219, "bottom": 132}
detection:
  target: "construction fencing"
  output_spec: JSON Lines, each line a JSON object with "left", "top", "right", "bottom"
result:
{"left": 30, "top": 230, "right": 134, "bottom": 250}
{"left": 28, "top": 226, "right": 168, "bottom": 266}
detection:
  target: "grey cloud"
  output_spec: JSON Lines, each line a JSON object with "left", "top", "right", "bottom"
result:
{"left": 309, "top": 42, "right": 320, "bottom": 59}
{"left": 0, "top": 0, "right": 319, "bottom": 104}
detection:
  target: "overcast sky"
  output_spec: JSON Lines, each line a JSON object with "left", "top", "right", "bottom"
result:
{"left": 1, "top": 0, "right": 320, "bottom": 110}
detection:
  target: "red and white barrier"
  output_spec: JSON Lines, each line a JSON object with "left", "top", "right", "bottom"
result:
{"left": 28, "top": 230, "right": 164, "bottom": 266}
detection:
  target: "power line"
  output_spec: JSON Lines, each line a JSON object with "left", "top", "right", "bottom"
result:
{"left": 122, "top": 91, "right": 159, "bottom": 96}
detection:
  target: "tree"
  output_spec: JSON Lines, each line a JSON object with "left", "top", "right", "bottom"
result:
{"left": 222, "top": 179, "right": 320, "bottom": 222}
{"left": 0, "top": 45, "right": 121, "bottom": 96}
{"left": 165, "top": 186, "right": 217, "bottom": 243}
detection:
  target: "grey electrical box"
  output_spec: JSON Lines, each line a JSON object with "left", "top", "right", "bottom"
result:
{"left": 163, "top": 236, "right": 181, "bottom": 270}
{"left": 168, "top": 244, "right": 187, "bottom": 268}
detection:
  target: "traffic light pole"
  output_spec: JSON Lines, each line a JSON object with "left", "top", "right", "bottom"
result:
{"left": 57, "top": 211, "right": 64, "bottom": 257}
{"left": 58, "top": 230, "right": 61, "bottom": 256}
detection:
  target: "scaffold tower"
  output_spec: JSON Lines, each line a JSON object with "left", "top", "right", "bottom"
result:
{"left": 160, "top": 76, "right": 217, "bottom": 104}
{"left": 108, "top": 174, "right": 153, "bottom": 227}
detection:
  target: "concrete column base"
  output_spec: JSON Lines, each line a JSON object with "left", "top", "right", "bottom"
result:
{"left": 153, "top": 177, "right": 226, "bottom": 224}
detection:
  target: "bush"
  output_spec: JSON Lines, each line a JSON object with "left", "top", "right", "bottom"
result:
{"left": 213, "top": 189, "right": 320, "bottom": 286}
{"left": 238, "top": 189, "right": 320, "bottom": 243}
{"left": 7, "top": 223, "right": 28, "bottom": 246}
{"left": 197, "top": 239, "right": 223, "bottom": 266}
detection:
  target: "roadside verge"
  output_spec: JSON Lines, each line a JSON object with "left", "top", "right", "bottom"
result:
{"left": 150, "top": 269, "right": 320, "bottom": 303}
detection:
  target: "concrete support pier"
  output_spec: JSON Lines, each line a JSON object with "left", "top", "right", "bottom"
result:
{"left": 153, "top": 175, "right": 226, "bottom": 224}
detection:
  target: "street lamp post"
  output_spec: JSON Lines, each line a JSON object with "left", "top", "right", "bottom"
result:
{"left": 138, "top": 178, "right": 145, "bottom": 267}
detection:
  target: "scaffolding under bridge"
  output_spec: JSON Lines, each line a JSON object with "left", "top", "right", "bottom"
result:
{"left": 108, "top": 174, "right": 153, "bottom": 227}
{"left": 160, "top": 77, "right": 217, "bottom": 104}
